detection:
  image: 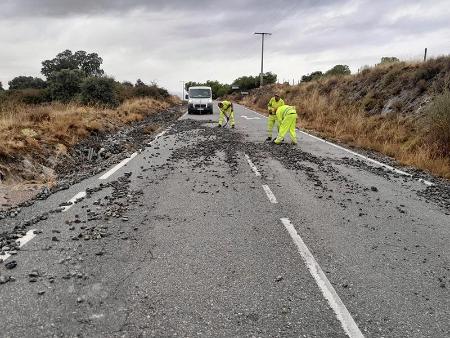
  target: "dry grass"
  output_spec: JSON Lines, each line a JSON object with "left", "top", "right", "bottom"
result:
{"left": 0, "top": 97, "right": 179, "bottom": 161}
{"left": 240, "top": 80, "right": 450, "bottom": 179}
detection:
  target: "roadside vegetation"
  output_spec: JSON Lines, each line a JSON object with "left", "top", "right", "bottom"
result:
{"left": 236, "top": 56, "right": 450, "bottom": 179}
{"left": 0, "top": 50, "right": 179, "bottom": 183}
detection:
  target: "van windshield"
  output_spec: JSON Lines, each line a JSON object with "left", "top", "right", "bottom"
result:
{"left": 189, "top": 89, "right": 211, "bottom": 98}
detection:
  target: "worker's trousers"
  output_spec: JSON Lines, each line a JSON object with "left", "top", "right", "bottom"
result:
{"left": 218, "top": 110, "right": 235, "bottom": 127}
{"left": 274, "top": 114, "right": 297, "bottom": 144}
{"left": 267, "top": 114, "right": 278, "bottom": 138}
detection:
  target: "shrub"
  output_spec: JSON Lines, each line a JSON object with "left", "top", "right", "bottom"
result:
{"left": 47, "top": 69, "right": 85, "bottom": 102}
{"left": 301, "top": 71, "right": 323, "bottom": 82}
{"left": 423, "top": 91, "right": 450, "bottom": 156}
{"left": 325, "top": 65, "right": 351, "bottom": 77}
{"left": 8, "top": 76, "right": 47, "bottom": 90}
{"left": 80, "top": 76, "right": 118, "bottom": 107}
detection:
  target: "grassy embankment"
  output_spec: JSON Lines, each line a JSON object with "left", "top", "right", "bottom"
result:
{"left": 238, "top": 57, "right": 450, "bottom": 179}
{"left": 0, "top": 96, "right": 180, "bottom": 182}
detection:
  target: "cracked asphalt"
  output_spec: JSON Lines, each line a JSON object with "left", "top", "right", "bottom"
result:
{"left": 0, "top": 103, "right": 449, "bottom": 337}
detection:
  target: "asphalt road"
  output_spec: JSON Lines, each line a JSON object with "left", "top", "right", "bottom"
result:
{"left": 0, "top": 103, "right": 449, "bottom": 337}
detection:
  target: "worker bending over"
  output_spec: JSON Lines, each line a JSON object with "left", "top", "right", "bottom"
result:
{"left": 274, "top": 105, "right": 297, "bottom": 145}
{"left": 266, "top": 94, "right": 284, "bottom": 141}
{"left": 218, "top": 101, "right": 235, "bottom": 128}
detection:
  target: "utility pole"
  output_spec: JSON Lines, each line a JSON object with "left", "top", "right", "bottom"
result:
{"left": 254, "top": 32, "right": 272, "bottom": 87}
{"left": 424, "top": 48, "right": 428, "bottom": 62}
{"left": 180, "top": 80, "right": 185, "bottom": 101}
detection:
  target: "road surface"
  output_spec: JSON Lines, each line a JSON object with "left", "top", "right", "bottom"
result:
{"left": 0, "top": 103, "right": 448, "bottom": 337}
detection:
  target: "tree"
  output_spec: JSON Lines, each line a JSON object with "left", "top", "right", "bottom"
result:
{"left": 301, "top": 71, "right": 323, "bottom": 82}
{"left": 232, "top": 72, "right": 277, "bottom": 91}
{"left": 80, "top": 76, "right": 118, "bottom": 107}
{"left": 263, "top": 72, "right": 277, "bottom": 85}
{"left": 41, "top": 49, "right": 104, "bottom": 78}
{"left": 0, "top": 82, "right": 3, "bottom": 91}
{"left": 325, "top": 65, "right": 351, "bottom": 76}
{"left": 47, "top": 69, "right": 85, "bottom": 102}
{"left": 135, "top": 79, "right": 147, "bottom": 87}
{"left": 380, "top": 57, "right": 400, "bottom": 64}
{"left": 8, "top": 76, "right": 47, "bottom": 90}
{"left": 122, "top": 81, "right": 133, "bottom": 87}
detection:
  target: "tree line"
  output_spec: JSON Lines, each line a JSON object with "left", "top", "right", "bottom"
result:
{"left": 185, "top": 72, "right": 277, "bottom": 99}
{"left": 0, "top": 50, "right": 169, "bottom": 107}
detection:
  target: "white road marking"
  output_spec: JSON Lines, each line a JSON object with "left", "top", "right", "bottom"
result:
{"left": 239, "top": 104, "right": 433, "bottom": 186}
{"left": 241, "top": 115, "right": 260, "bottom": 120}
{"left": 244, "top": 153, "right": 261, "bottom": 177}
{"left": 99, "top": 124, "right": 172, "bottom": 181}
{"left": 262, "top": 185, "right": 278, "bottom": 203}
{"left": 280, "top": 218, "right": 364, "bottom": 338}
{"left": 62, "top": 191, "right": 87, "bottom": 212}
{"left": 99, "top": 152, "right": 138, "bottom": 180}
{"left": 0, "top": 230, "right": 36, "bottom": 262}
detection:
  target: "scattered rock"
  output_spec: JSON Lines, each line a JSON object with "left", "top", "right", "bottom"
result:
{"left": 5, "top": 260, "right": 17, "bottom": 270}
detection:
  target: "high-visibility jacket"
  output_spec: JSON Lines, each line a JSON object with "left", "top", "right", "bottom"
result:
{"left": 276, "top": 105, "right": 297, "bottom": 123}
{"left": 267, "top": 97, "right": 285, "bottom": 114}
{"left": 220, "top": 100, "right": 233, "bottom": 114}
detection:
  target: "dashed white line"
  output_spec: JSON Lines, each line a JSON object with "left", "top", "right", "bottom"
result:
{"left": 280, "top": 218, "right": 364, "bottom": 338}
{"left": 62, "top": 191, "right": 87, "bottom": 212}
{"left": 0, "top": 230, "right": 36, "bottom": 262}
{"left": 238, "top": 104, "right": 433, "bottom": 186}
{"left": 262, "top": 185, "right": 278, "bottom": 204}
{"left": 244, "top": 153, "right": 261, "bottom": 177}
{"left": 241, "top": 115, "right": 260, "bottom": 120}
{"left": 99, "top": 152, "right": 138, "bottom": 180}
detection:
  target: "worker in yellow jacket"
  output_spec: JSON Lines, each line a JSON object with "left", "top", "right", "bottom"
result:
{"left": 266, "top": 94, "right": 284, "bottom": 141}
{"left": 274, "top": 105, "right": 297, "bottom": 145}
{"left": 218, "top": 101, "right": 235, "bottom": 128}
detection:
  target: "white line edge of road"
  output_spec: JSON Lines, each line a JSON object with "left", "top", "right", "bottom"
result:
{"left": 262, "top": 184, "right": 278, "bottom": 204}
{"left": 244, "top": 153, "right": 261, "bottom": 177}
{"left": 239, "top": 105, "right": 434, "bottom": 187}
{"left": 0, "top": 229, "right": 36, "bottom": 262}
{"left": 280, "top": 218, "right": 364, "bottom": 338}
{"left": 98, "top": 152, "right": 138, "bottom": 180}
{"left": 62, "top": 191, "right": 87, "bottom": 212}
{"left": 0, "top": 112, "right": 188, "bottom": 262}
{"left": 98, "top": 113, "right": 182, "bottom": 181}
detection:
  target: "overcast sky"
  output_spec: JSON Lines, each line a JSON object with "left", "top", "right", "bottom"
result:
{"left": 1, "top": 0, "right": 449, "bottom": 94}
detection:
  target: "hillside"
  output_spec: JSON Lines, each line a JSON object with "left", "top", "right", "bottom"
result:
{"left": 235, "top": 57, "right": 450, "bottom": 179}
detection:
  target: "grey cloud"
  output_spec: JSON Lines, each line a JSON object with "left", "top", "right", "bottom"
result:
{"left": 0, "top": 0, "right": 449, "bottom": 92}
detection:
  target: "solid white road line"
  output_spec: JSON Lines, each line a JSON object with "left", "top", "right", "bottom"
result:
{"left": 280, "top": 218, "right": 364, "bottom": 338}
{"left": 244, "top": 153, "right": 261, "bottom": 177}
{"left": 99, "top": 152, "right": 138, "bottom": 180}
{"left": 99, "top": 123, "right": 172, "bottom": 181}
{"left": 298, "top": 131, "right": 434, "bottom": 186}
{"left": 262, "top": 185, "right": 278, "bottom": 204}
{"left": 0, "top": 229, "right": 36, "bottom": 262}
{"left": 62, "top": 191, "right": 87, "bottom": 212}
{"left": 239, "top": 104, "right": 434, "bottom": 186}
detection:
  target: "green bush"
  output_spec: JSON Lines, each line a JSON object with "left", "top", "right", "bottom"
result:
{"left": 80, "top": 76, "right": 118, "bottom": 107}
{"left": 47, "top": 69, "right": 85, "bottom": 102}
{"left": 8, "top": 76, "right": 47, "bottom": 90}
{"left": 325, "top": 65, "right": 351, "bottom": 77}
{"left": 301, "top": 71, "right": 323, "bottom": 82}
{"left": 424, "top": 91, "right": 450, "bottom": 156}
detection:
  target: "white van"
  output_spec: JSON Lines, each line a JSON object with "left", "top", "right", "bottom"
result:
{"left": 187, "top": 86, "right": 213, "bottom": 114}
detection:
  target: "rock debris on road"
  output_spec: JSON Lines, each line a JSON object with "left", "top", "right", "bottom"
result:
{"left": 0, "top": 104, "right": 448, "bottom": 337}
